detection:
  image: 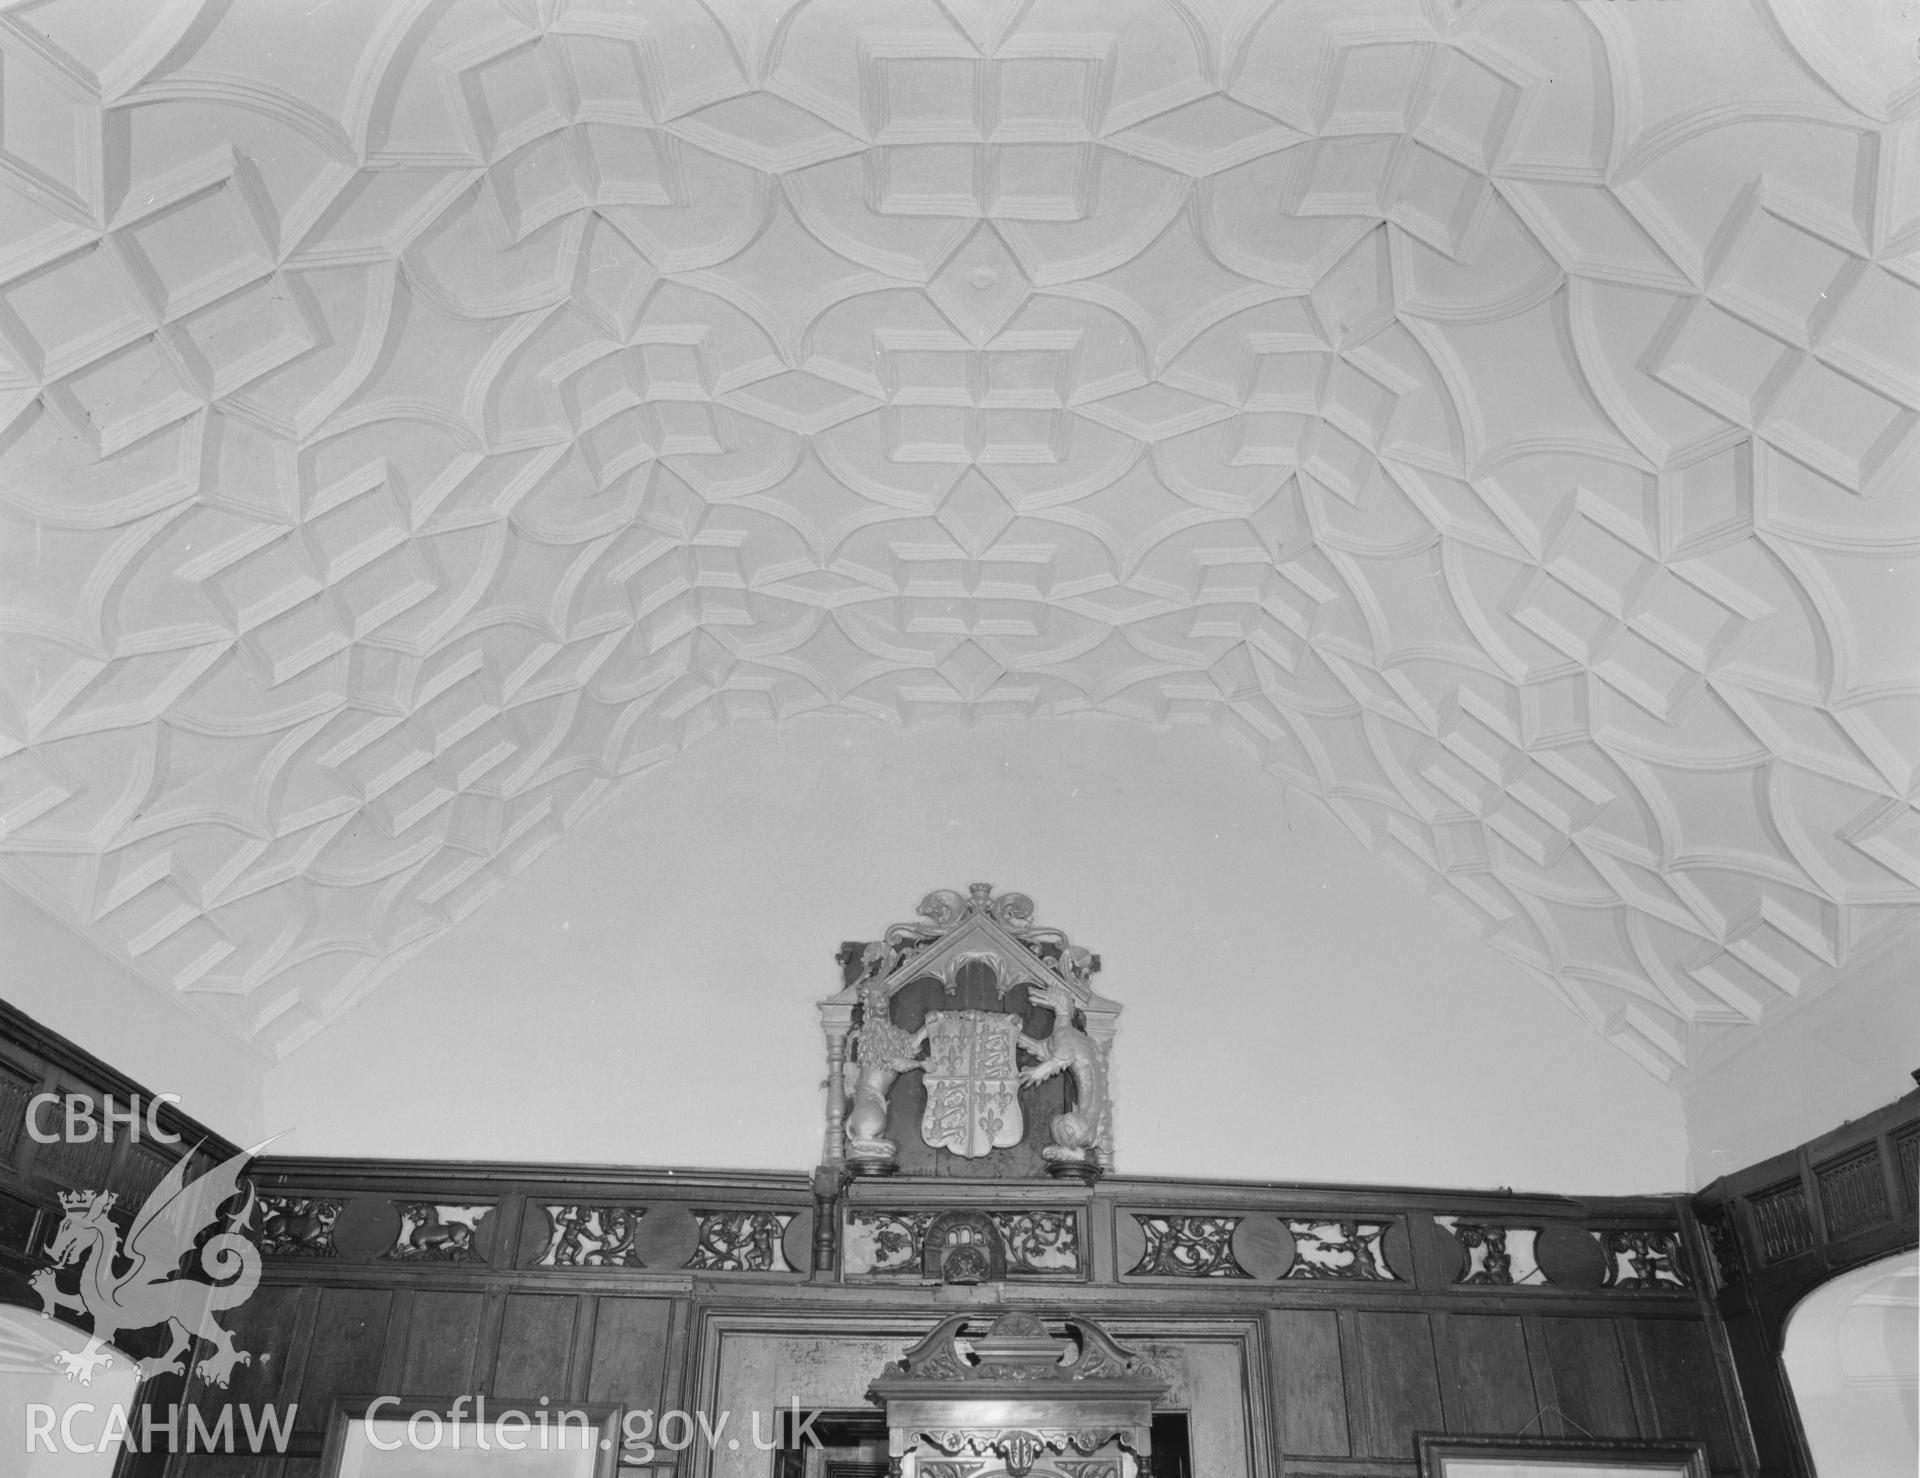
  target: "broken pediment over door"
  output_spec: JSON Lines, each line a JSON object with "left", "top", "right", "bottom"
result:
{"left": 866, "top": 1310, "right": 1169, "bottom": 1478}
{"left": 818, "top": 885, "right": 1123, "bottom": 1182}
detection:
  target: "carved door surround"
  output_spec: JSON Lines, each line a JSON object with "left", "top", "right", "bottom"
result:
{"left": 866, "top": 1310, "right": 1167, "bottom": 1478}
{"left": 819, "top": 885, "right": 1123, "bottom": 1181}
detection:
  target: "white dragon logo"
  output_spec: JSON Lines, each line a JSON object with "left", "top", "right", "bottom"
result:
{"left": 29, "top": 1141, "right": 267, "bottom": 1388}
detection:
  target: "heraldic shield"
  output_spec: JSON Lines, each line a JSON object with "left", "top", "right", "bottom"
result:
{"left": 921, "top": 1010, "right": 1025, "bottom": 1157}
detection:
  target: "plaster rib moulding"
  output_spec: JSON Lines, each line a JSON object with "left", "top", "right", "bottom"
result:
{"left": 0, "top": 0, "right": 1914, "bottom": 1078}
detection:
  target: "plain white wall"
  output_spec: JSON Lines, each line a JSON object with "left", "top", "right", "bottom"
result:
{"left": 264, "top": 717, "right": 1689, "bottom": 1192}
{"left": 1680, "top": 919, "right": 1920, "bottom": 1184}
{"left": 1781, "top": 1251, "right": 1919, "bottom": 1478}
{"left": 0, "top": 886, "right": 266, "bottom": 1143}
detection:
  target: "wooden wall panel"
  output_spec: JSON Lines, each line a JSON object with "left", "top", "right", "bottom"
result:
{"left": 186, "top": 1283, "right": 310, "bottom": 1419}
{"left": 396, "top": 1290, "right": 485, "bottom": 1395}
{"left": 172, "top": 1458, "right": 268, "bottom": 1478}
{"left": 1346, "top": 1311, "right": 1445, "bottom": 1460}
{"left": 294, "top": 1287, "right": 394, "bottom": 1430}
{"left": 585, "top": 1295, "right": 675, "bottom": 1414}
{"left": 1267, "top": 1307, "right": 1350, "bottom": 1456}
{"left": 1440, "top": 1313, "right": 1538, "bottom": 1436}
{"left": 490, "top": 1293, "right": 580, "bottom": 1399}
{"left": 1531, "top": 1316, "right": 1639, "bottom": 1440}
{"left": 1627, "top": 1319, "right": 1742, "bottom": 1472}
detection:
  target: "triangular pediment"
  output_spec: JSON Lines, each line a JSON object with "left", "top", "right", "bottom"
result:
{"left": 882, "top": 909, "right": 1065, "bottom": 1002}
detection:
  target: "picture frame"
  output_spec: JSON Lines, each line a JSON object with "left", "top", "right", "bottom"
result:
{"left": 1416, "top": 1435, "right": 1711, "bottom": 1478}
{"left": 319, "top": 1395, "right": 625, "bottom": 1478}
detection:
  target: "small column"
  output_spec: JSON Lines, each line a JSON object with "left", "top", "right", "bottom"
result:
{"left": 819, "top": 1004, "right": 853, "bottom": 1167}
{"left": 1082, "top": 994, "right": 1122, "bottom": 1172}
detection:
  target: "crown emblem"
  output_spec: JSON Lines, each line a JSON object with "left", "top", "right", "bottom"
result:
{"left": 58, "top": 1189, "right": 113, "bottom": 1213}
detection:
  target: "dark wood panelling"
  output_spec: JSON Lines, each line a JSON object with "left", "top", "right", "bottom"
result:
{"left": 1694, "top": 1088, "right": 1918, "bottom": 1478}
{"left": 1531, "top": 1315, "right": 1639, "bottom": 1439}
{"left": 0, "top": 1062, "right": 37, "bottom": 1160}
{"left": 1268, "top": 1307, "right": 1350, "bottom": 1456}
{"left": 585, "top": 1295, "right": 674, "bottom": 1413}
{"left": 1440, "top": 1313, "right": 1537, "bottom": 1435}
{"left": 1627, "top": 1318, "right": 1742, "bottom": 1472}
{"left": 293, "top": 1287, "right": 393, "bottom": 1429}
{"left": 490, "top": 1293, "right": 579, "bottom": 1398}
{"left": 190, "top": 1283, "right": 311, "bottom": 1417}
{"left": 396, "top": 1289, "right": 485, "bottom": 1394}
{"left": 169, "top": 1458, "right": 273, "bottom": 1478}
{"left": 0, "top": 1002, "right": 1759, "bottom": 1478}
{"left": 1346, "top": 1311, "right": 1444, "bottom": 1460}
{"left": 33, "top": 1122, "right": 113, "bottom": 1187}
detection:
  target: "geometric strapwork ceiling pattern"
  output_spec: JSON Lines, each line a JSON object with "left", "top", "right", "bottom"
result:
{"left": 0, "top": 0, "right": 1915, "bottom": 1070}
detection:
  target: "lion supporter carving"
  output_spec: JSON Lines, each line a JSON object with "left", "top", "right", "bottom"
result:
{"left": 30, "top": 1141, "right": 270, "bottom": 1388}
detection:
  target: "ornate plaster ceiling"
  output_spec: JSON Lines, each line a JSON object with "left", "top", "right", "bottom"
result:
{"left": 0, "top": 0, "right": 1915, "bottom": 1075}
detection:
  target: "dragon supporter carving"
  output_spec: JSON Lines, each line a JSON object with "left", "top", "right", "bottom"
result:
{"left": 821, "top": 884, "right": 1121, "bottom": 1182}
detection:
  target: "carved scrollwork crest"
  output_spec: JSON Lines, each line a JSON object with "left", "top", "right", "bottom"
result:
{"left": 870, "top": 1312, "right": 1164, "bottom": 1478}
{"left": 879, "top": 1310, "right": 1160, "bottom": 1386}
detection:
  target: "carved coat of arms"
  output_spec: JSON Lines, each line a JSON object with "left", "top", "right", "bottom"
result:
{"left": 921, "top": 1011, "right": 1024, "bottom": 1157}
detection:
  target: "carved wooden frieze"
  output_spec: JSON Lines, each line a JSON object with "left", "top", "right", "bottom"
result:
{"left": 1595, "top": 1229, "right": 1690, "bottom": 1289}
{"left": 868, "top": 1311, "right": 1167, "bottom": 1478}
{"left": 252, "top": 1195, "right": 342, "bottom": 1258}
{"left": 1436, "top": 1217, "right": 1544, "bottom": 1286}
{"left": 386, "top": 1203, "right": 490, "bottom": 1262}
{"left": 846, "top": 1207, "right": 1081, "bottom": 1279}
{"left": 538, "top": 1205, "right": 644, "bottom": 1268}
{"left": 685, "top": 1210, "right": 794, "bottom": 1272}
{"left": 1126, "top": 1214, "right": 1250, "bottom": 1278}
{"left": 1284, "top": 1219, "right": 1396, "bottom": 1280}
{"left": 920, "top": 1429, "right": 1120, "bottom": 1477}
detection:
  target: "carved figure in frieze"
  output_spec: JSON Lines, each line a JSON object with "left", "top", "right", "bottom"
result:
{"left": 685, "top": 1210, "right": 795, "bottom": 1273}
{"left": 1019, "top": 975, "right": 1109, "bottom": 1177}
{"left": 1285, "top": 1219, "right": 1395, "bottom": 1281}
{"left": 388, "top": 1204, "right": 488, "bottom": 1262}
{"left": 541, "top": 1205, "right": 645, "bottom": 1268}
{"left": 845, "top": 974, "right": 928, "bottom": 1167}
{"left": 1453, "top": 1223, "right": 1512, "bottom": 1284}
{"left": 251, "top": 1195, "right": 340, "bottom": 1258}
{"left": 1597, "top": 1228, "right": 1689, "bottom": 1288}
